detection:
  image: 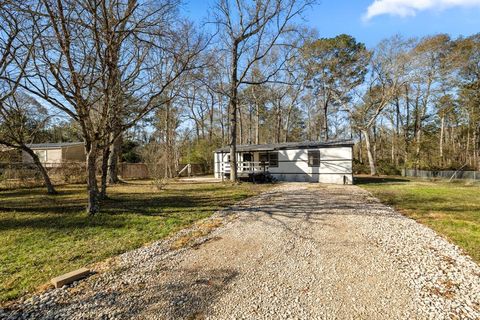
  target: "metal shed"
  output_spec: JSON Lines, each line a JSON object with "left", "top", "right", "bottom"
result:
{"left": 214, "top": 140, "right": 354, "bottom": 184}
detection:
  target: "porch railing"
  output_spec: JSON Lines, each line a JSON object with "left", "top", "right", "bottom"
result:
{"left": 221, "top": 161, "right": 269, "bottom": 174}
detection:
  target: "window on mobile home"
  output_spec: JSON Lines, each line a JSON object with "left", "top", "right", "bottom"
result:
{"left": 259, "top": 152, "right": 278, "bottom": 167}
{"left": 308, "top": 150, "right": 320, "bottom": 167}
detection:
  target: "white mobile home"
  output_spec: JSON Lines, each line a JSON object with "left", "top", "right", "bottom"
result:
{"left": 214, "top": 140, "right": 354, "bottom": 184}
{"left": 22, "top": 142, "right": 85, "bottom": 167}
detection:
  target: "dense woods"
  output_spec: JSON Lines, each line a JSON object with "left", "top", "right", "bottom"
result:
{"left": 1, "top": 0, "right": 479, "bottom": 214}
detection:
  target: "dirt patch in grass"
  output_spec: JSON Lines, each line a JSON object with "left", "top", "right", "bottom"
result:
{"left": 170, "top": 218, "right": 224, "bottom": 250}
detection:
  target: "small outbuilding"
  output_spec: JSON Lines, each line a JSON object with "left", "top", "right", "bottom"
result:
{"left": 214, "top": 140, "right": 354, "bottom": 184}
{"left": 23, "top": 142, "right": 85, "bottom": 167}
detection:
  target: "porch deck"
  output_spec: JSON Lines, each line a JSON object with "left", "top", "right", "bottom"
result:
{"left": 221, "top": 161, "right": 272, "bottom": 182}
{"left": 221, "top": 161, "right": 269, "bottom": 174}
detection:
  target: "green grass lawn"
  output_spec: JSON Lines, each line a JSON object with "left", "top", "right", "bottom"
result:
{"left": 357, "top": 176, "right": 480, "bottom": 263}
{"left": 0, "top": 180, "right": 270, "bottom": 303}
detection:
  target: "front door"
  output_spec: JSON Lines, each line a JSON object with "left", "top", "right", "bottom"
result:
{"left": 242, "top": 153, "right": 253, "bottom": 171}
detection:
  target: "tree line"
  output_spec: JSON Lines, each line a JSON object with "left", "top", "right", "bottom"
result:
{"left": 153, "top": 31, "right": 479, "bottom": 178}
{"left": 1, "top": 0, "right": 479, "bottom": 215}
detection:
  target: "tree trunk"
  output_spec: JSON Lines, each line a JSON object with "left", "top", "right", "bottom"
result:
{"left": 403, "top": 85, "right": 411, "bottom": 169}
{"left": 440, "top": 115, "right": 445, "bottom": 166}
{"left": 474, "top": 128, "right": 478, "bottom": 170}
{"left": 413, "top": 95, "right": 423, "bottom": 170}
{"left": 415, "top": 129, "right": 422, "bottom": 170}
{"left": 86, "top": 142, "right": 100, "bottom": 215}
{"left": 358, "top": 131, "right": 363, "bottom": 164}
{"left": 238, "top": 105, "right": 243, "bottom": 145}
{"left": 100, "top": 145, "right": 110, "bottom": 200}
{"left": 394, "top": 98, "right": 400, "bottom": 167}
{"left": 373, "top": 124, "right": 377, "bottom": 163}
{"left": 209, "top": 92, "right": 214, "bottom": 143}
{"left": 165, "top": 101, "right": 174, "bottom": 178}
{"left": 285, "top": 105, "right": 292, "bottom": 143}
{"left": 466, "top": 118, "right": 471, "bottom": 166}
{"left": 276, "top": 102, "right": 282, "bottom": 143}
{"left": 24, "top": 147, "right": 57, "bottom": 195}
{"left": 248, "top": 104, "right": 253, "bottom": 144}
{"left": 229, "top": 97, "right": 237, "bottom": 182}
{"left": 362, "top": 129, "right": 377, "bottom": 176}
{"left": 108, "top": 133, "right": 121, "bottom": 184}
{"left": 323, "top": 101, "right": 328, "bottom": 141}
{"left": 229, "top": 43, "right": 239, "bottom": 182}
{"left": 255, "top": 101, "right": 260, "bottom": 144}
{"left": 391, "top": 134, "right": 395, "bottom": 164}
{"left": 219, "top": 93, "right": 226, "bottom": 145}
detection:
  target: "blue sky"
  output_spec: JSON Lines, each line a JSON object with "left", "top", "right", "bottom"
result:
{"left": 184, "top": 0, "right": 480, "bottom": 47}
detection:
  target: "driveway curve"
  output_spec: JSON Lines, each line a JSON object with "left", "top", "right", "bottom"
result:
{"left": 2, "top": 183, "right": 479, "bottom": 319}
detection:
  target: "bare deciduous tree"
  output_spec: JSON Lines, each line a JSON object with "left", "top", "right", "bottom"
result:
{"left": 350, "top": 37, "right": 409, "bottom": 175}
{"left": 213, "top": 0, "right": 314, "bottom": 181}
{"left": 0, "top": 2, "right": 56, "bottom": 193}
{"left": 24, "top": 0, "right": 205, "bottom": 215}
{"left": 0, "top": 93, "right": 57, "bottom": 194}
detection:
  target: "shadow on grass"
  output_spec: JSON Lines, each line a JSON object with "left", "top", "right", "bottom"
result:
{"left": 0, "top": 190, "right": 245, "bottom": 231}
{"left": 101, "top": 194, "right": 242, "bottom": 215}
{"left": 0, "top": 209, "right": 143, "bottom": 231}
{"left": 354, "top": 176, "right": 410, "bottom": 185}
{"left": 0, "top": 204, "right": 86, "bottom": 215}
{"left": 0, "top": 186, "right": 85, "bottom": 199}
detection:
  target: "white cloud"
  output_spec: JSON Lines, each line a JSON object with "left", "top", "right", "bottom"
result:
{"left": 363, "top": 0, "right": 480, "bottom": 20}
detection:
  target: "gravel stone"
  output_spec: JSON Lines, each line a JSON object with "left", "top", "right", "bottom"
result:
{"left": 1, "top": 183, "right": 479, "bottom": 319}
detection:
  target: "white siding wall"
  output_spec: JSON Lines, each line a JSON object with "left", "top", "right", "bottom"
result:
{"left": 46, "top": 149, "right": 62, "bottom": 164}
{"left": 268, "top": 149, "right": 314, "bottom": 182}
{"left": 214, "top": 152, "right": 221, "bottom": 178}
{"left": 22, "top": 148, "right": 62, "bottom": 164}
{"left": 319, "top": 147, "right": 353, "bottom": 184}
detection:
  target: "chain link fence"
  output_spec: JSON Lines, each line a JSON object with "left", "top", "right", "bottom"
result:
{"left": 402, "top": 169, "right": 480, "bottom": 181}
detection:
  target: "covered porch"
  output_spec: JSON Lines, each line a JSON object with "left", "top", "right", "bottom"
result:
{"left": 215, "top": 150, "right": 278, "bottom": 181}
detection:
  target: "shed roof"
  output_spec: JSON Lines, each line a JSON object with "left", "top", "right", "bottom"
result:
{"left": 26, "top": 142, "right": 84, "bottom": 150}
{"left": 215, "top": 140, "right": 354, "bottom": 153}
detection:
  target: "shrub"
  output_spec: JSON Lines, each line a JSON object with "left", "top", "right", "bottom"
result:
{"left": 376, "top": 160, "right": 401, "bottom": 176}
{"left": 152, "top": 177, "right": 168, "bottom": 191}
{"left": 353, "top": 159, "right": 401, "bottom": 176}
{"left": 353, "top": 159, "right": 370, "bottom": 174}
{"left": 49, "top": 162, "right": 86, "bottom": 184}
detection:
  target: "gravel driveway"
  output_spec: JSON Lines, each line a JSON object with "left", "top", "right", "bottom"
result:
{"left": 2, "top": 183, "right": 480, "bottom": 320}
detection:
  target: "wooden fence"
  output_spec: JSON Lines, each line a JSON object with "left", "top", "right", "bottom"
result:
{"left": 119, "top": 163, "right": 149, "bottom": 179}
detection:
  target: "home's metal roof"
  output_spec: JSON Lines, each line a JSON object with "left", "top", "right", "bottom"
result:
{"left": 26, "top": 142, "right": 84, "bottom": 149}
{"left": 215, "top": 140, "right": 354, "bottom": 153}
